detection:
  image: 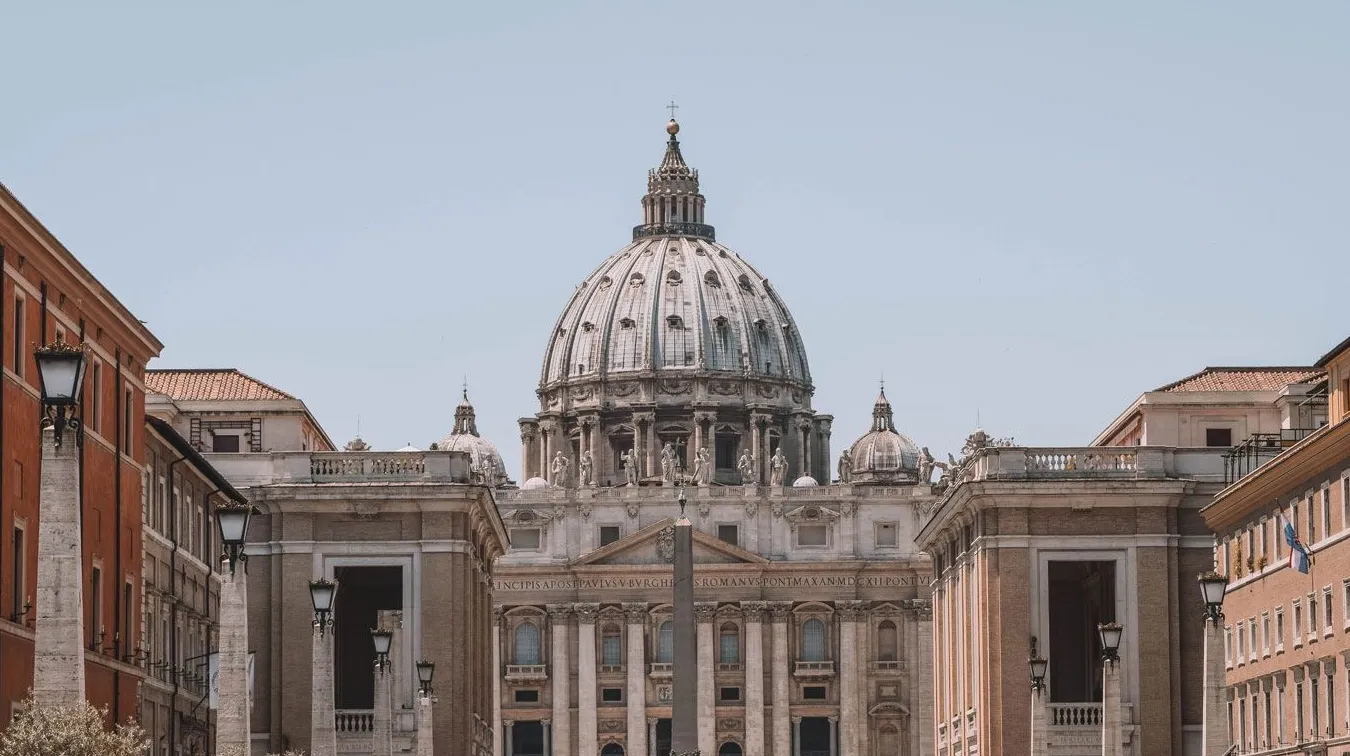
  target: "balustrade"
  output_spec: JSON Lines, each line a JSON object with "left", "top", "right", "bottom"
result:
{"left": 792, "top": 660, "right": 835, "bottom": 678}
{"left": 1048, "top": 702, "right": 1102, "bottom": 726}
{"left": 335, "top": 710, "right": 374, "bottom": 732}
{"left": 1024, "top": 451, "right": 1137, "bottom": 474}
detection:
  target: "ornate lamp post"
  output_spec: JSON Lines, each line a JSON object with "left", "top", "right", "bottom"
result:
{"left": 1097, "top": 622, "right": 1125, "bottom": 756}
{"left": 415, "top": 662, "right": 436, "bottom": 756}
{"left": 31, "top": 342, "right": 89, "bottom": 706}
{"left": 214, "top": 500, "right": 254, "bottom": 756}
{"left": 370, "top": 628, "right": 394, "bottom": 756}
{"left": 310, "top": 579, "right": 339, "bottom": 756}
{"left": 372, "top": 629, "right": 394, "bottom": 674}
{"left": 1198, "top": 571, "right": 1233, "bottom": 756}
{"left": 1029, "top": 638, "right": 1049, "bottom": 756}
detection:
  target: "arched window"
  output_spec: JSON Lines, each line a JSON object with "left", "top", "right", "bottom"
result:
{"left": 602, "top": 624, "right": 623, "bottom": 666}
{"left": 657, "top": 620, "right": 674, "bottom": 663}
{"left": 878, "top": 620, "right": 898, "bottom": 662}
{"left": 719, "top": 622, "right": 740, "bottom": 664}
{"left": 801, "top": 619, "right": 826, "bottom": 661}
{"left": 514, "top": 622, "right": 541, "bottom": 665}
{"left": 601, "top": 744, "right": 625, "bottom": 756}
{"left": 718, "top": 743, "right": 743, "bottom": 756}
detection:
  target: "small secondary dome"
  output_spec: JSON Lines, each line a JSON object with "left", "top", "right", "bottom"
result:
{"left": 522, "top": 477, "right": 549, "bottom": 491}
{"left": 437, "top": 387, "right": 507, "bottom": 487}
{"left": 792, "top": 475, "right": 820, "bottom": 488}
{"left": 847, "top": 388, "right": 921, "bottom": 484}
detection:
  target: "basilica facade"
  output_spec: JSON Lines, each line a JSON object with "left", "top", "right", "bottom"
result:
{"left": 491, "top": 119, "right": 937, "bottom": 756}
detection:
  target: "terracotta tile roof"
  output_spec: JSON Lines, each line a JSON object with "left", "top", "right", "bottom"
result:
{"left": 146, "top": 369, "right": 296, "bottom": 401}
{"left": 1154, "top": 367, "right": 1325, "bottom": 393}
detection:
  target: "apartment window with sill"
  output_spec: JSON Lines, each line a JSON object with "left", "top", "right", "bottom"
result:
{"left": 1342, "top": 580, "right": 1350, "bottom": 630}
{"left": 1247, "top": 618, "right": 1257, "bottom": 662}
{"left": 1224, "top": 626, "right": 1232, "bottom": 666}
{"left": 1236, "top": 624, "right": 1245, "bottom": 664}
{"left": 599, "top": 525, "right": 622, "bottom": 547}
{"left": 1341, "top": 477, "right": 1349, "bottom": 532}
{"left": 875, "top": 522, "right": 898, "bottom": 548}
{"left": 1294, "top": 601, "right": 1303, "bottom": 646}
{"left": 1321, "top": 487, "right": 1332, "bottom": 541}
{"left": 1323, "top": 587, "right": 1334, "bottom": 635}
{"left": 1275, "top": 607, "right": 1285, "bottom": 652}
{"left": 1308, "top": 593, "right": 1318, "bottom": 640}
{"left": 1261, "top": 612, "right": 1270, "bottom": 656}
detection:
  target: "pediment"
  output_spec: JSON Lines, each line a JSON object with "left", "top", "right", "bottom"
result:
{"left": 574, "top": 518, "right": 769, "bottom": 567}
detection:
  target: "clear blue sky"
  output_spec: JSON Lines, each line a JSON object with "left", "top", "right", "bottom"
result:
{"left": 4, "top": 2, "right": 1347, "bottom": 476}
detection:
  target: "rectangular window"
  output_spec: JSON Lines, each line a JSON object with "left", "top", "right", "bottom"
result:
{"left": 1328, "top": 671, "right": 1336, "bottom": 739}
{"left": 1236, "top": 624, "right": 1246, "bottom": 664}
{"left": 11, "top": 526, "right": 24, "bottom": 620}
{"left": 1324, "top": 587, "right": 1334, "bottom": 634}
{"left": 1264, "top": 689, "right": 1272, "bottom": 747}
{"left": 717, "top": 524, "right": 739, "bottom": 546}
{"left": 513, "top": 689, "right": 539, "bottom": 703}
{"left": 1261, "top": 613, "right": 1270, "bottom": 655}
{"left": 1308, "top": 496, "right": 1317, "bottom": 543}
{"left": 802, "top": 685, "right": 827, "bottom": 700}
{"left": 1224, "top": 626, "right": 1233, "bottom": 666}
{"left": 1342, "top": 477, "right": 1349, "bottom": 532}
{"left": 510, "top": 528, "right": 541, "bottom": 550}
{"left": 1321, "top": 487, "right": 1332, "bottom": 541}
{"left": 797, "top": 524, "right": 828, "bottom": 547}
{"left": 1294, "top": 600, "right": 1304, "bottom": 646}
{"left": 1205, "top": 428, "right": 1233, "bottom": 447}
{"left": 90, "top": 361, "right": 102, "bottom": 433}
{"left": 1275, "top": 607, "right": 1285, "bottom": 651}
{"left": 1297, "top": 683, "right": 1305, "bottom": 741}
{"left": 715, "top": 437, "right": 736, "bottom": 471}
{"left": 11, "top": 295, "right": 24, "bottom": 378}
{"left": 122, "top": 582, "right": 132, "bottom": 660}
{"left": 601, "top": 632, "right": 622, "bottom": 667}
{"left": 599, "top": 525, "right": 621, "bottom": 547}
{"left": 719, "top": 686, "right": 741, "bottom": 702}
{"left": 875, "top": 522, "right": 898, "bottom": 547}
{"left": 1343, "top": 579, "right": 1350, "bottom": 630}
{"left": 1248, "top": 618, "right": 1257, "bottom": 661}
{"left": 211, "top": 434, "right": 240, "bottom": 453}
{"left": 600, "top": 688, "right": 623, "bottom": 703}
{"left": 1277, "top": 684, "right": 1285, "bottom": 742}
{"left": 1312, "top": 676, "right": 1320, "bottom": 739}
{"left": 1308, "top": 593, "right": 1318, "bottom": 639}
{"left": 123, "top": 388, "right": 133, "bottom": 449}
{"left": 90, "top": 566, "right": 102, "bottom": 649}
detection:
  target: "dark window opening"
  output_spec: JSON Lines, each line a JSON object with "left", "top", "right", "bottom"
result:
{"left": 601, "top": 687, "right": 623, "bottom": 703}
{"left": 802, "top": 685, "right": 827, "bottom": 700}
{"left": 514, "top": 689, "right": 540, "bottom": 703}
{"left": 715, "top": 436, "right": 738, "bottom": 471}
{"left": 1048, "top": 560, "right": 1116, "bottom": 703}
{"left": 599, "top": 526, "right": 622, "bottom": 546}
{"left": 1204, "top": 429, "right": 1236, "bottom": 445}
{"left": 511, "top": 721, "right": 545, "bottom": 756}
{"left": 334, "top": 566, "right": 403, "bottom": 708}
{"left": 212, "top": 434, "right": 241, "bottom": 453}
{"left": 717, "top": 524, "right": 738, "bottom": 545}
{"left": 719, "top": 686, "right": 741, "bottom": 702}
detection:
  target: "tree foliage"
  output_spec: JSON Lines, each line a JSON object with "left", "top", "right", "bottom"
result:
{"left": 0, "top": 696, "right": 147, "bottom": 756}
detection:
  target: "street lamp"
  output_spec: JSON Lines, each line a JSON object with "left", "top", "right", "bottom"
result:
{"left": 415, "top": 660, "right": 435, "bottom": 697}
{"left": 1097, "top": 622, "right": 1123, "bottom": 664}
{"left": 1198, "top": 571, "right": 1228, "bottom": 624}
{"left": 310, "top": 579, "right": 337, "bottom": 636}
{"left": 34, "top": 342, "right": 87, "bottom": 447}
{"left": 215, "top": 501, "right": 253, "bottom": 576}
{"left": 1028, "top": 637, "right": 1049, "bottom": 694}
{"left": 371, "top": 628, "right": 393, "bottom": 674}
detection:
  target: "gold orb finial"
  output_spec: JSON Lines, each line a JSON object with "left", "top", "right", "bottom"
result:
{"left": 666, "top": 119, "right": 680, "bottom": 135}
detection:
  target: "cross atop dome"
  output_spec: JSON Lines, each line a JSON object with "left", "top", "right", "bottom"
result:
{"left": 634, "top": 109, "right": 715, "bottom": 242}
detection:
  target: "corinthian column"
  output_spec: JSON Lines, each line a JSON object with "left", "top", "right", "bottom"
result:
{"left": 547, "top": 605, "right": 572, "bottom": 756}
{"left": 696, "top": 603, "right": 718, "bottom": 755}
{"left": 770, "top": 602, "right": 793, "bottom": 756}
{"left": 32, "top": 428, "right": 85, "bottom": 706}
{"left": 576, "top": 603, "right": 599, "bottom": 756}
{"left": 743, "top": 603, "right": 767, "bottom": 756}
{"left": 837, "top": 601, "right": 865, "bottom": 756}
{"left": 624, "top": 603, "right": 649, "bottom": 756}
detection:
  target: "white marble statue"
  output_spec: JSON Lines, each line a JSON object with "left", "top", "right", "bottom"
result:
{"left": 620, "top": 448, "right": 639, "bottom": 487}
{"left": 549, "top": 450, "right": 570, "bottom": 488}
{"left": 478, "top": 455, "right": 497, "bottom": 486}
{"left": 769, "top": 447, "right": 788, "bottom": 486}
{"left": 660, "top": 442, "right": 677, "bottom": 484}
{"left": 837, "top": 448, "right": 852, "bottom": 484}
{"left": 917, "top": 446, "right": 935, "bottom": 484}
{"left": 578, "top": 450, "right": 594, "bottom": 487}
{"left": 737, "top": 451, "right": 757, "bottom": 485}
{"left": 691, "top": 446, "right": 711, "bottom": 486}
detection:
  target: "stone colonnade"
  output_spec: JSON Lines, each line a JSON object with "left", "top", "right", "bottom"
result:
{"left": 496, "top": 599, "right": 930, "bottom": 755}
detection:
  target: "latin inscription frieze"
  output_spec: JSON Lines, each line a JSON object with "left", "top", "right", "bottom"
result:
{"left": 493, "top": 574, "right": 917, "bottom": 592}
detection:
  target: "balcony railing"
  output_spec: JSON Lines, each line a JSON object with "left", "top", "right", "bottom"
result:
{"left": 1049, "top": 702, "right": 1101, "bottom": 726}
{"left": 648, "top": 662, "right": 674, "bottom": 678}
{"left": 599, "top": 664, "right": 625, "bottom": 674}
{"left": 793, "top": 660, "right": 835, "bottom": 678}
{"left": 870, "top": 660, "right": 903, "bottom": 673}
{"left": 505, "top": 664, "right": 548, "bottom": 681}
{"left": 1223, "top": 428, "right": 1322, "bottom": 484}
{"left": 631, "top": 221, "right": 716, "bottom": 241}
{"left": 335, "top": 709, "right": 417, "bottom": 734}
{"left": 717, "top": 662, "right": 743, "bottom": 672}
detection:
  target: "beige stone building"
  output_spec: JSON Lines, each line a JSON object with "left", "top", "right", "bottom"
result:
{"left": 493, "top": 118, "right": 938, "bottom": 756}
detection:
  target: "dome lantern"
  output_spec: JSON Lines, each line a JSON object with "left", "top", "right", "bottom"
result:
{"left": 634, "top": 118, "right": 714, "bottom": 242}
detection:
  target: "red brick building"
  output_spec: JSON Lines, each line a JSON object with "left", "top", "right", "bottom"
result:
{"left": 0, "top": 183, "right": 163, "bottom": 724}
{"left": 1201, "top": 335, "right": 1350, "bottom": 754}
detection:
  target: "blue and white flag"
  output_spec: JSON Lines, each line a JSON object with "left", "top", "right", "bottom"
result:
{"left": 1282, "top": 514, "right": 1311, "bottom": 574}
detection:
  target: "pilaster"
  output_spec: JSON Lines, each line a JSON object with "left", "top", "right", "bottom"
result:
{"left": 696, "top": 602, "right": 718, "bottom": 755}
{"left": 743, "top": 602, "right": 768, "bottom": 756}
{"left": 770, "top": 602, "right": 793, "bottom": 756}
{"left": 624, "top": 602, "right": 649, "bottom": 756}
{"left": 547, "top": 604, "right": 573, "bottom": 756}
{"left": 575, "top": 603, "right": 599, "bottom": 756}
